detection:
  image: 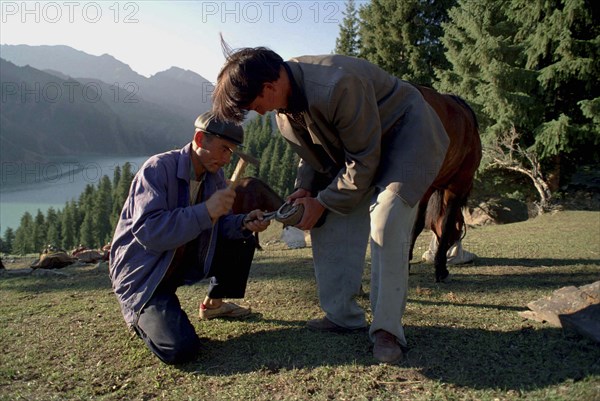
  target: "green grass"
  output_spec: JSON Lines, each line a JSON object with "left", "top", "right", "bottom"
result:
{"left": 1, "top": 210, "right": 599, "bottom": 400}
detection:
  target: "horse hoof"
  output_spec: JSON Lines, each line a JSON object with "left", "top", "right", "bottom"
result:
{"left": 435, "top": 272, "right": 452, "bottom": 283}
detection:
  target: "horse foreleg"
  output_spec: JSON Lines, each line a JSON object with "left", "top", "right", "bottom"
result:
{"left": 254, "top": 232, "right": 263, "bottom": 251}
{"left": 434, "top": 192, "right": 460, "bottom": 282}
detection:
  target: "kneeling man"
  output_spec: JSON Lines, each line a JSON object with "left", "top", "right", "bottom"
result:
{"left": 109, "top": 112, "right": 269, "bottom": 364}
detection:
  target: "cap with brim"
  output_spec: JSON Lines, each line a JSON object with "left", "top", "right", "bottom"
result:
{"left": 194, "top": 111, "right": 244, "bottom": 146}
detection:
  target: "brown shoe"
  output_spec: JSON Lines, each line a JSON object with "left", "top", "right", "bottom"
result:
{"left": 306, "top": 317, "right": 366, "bottom": 333}
{"left": 373, "top": 330, "right": 403, "bottom": 363}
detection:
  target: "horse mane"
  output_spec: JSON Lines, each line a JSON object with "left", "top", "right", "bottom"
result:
{"left": 449, "top": 95, "right": 479, "bottom": 130}
{"left": 409, "top": 82, "right": 479, "bottom": 131}
{"left": 246, "top": 177, "right": 284, "bottom": 202}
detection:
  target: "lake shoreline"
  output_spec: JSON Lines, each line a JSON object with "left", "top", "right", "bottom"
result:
{"left": 0, "top": 155, "right": 150, "bottom": 232}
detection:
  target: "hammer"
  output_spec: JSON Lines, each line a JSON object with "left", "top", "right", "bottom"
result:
{"left": 228, "top": 150, "right": 260, "bottom": 189}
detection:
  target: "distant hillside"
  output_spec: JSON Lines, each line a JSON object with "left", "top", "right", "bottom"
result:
{"left": 145, "top": 67, "right": 214, "bottom": 119}
{"left": 0, "top": 44, "right": 212, "bottom": 120}
{"left": 0, "top": 44, "right": 142, "bottom": 84}
{"left": 0, "top": 59, "right": 192, "bottom": 163}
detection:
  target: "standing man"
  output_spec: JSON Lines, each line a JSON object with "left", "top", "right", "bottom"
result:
{"left": 109, "top": 112, "right": 269, "bottom": 365}
{"left": 212, "top": 47, "right": 449, "bottom": 363}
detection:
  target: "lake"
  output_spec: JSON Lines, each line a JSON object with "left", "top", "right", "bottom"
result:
{"left": 0, "top": 155, "right": 150, "bottom": 233}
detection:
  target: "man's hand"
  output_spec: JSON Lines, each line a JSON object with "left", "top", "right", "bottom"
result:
{"left": 287, "top": 188, "right": 311, "bottom": 203}
{"left": 205, "top": 187, "right": 236, "bottom": 221}
{"left": 243, "top": 209, "right": 271, "bottom": 232}
{"left": 292, "top": 196, "right": 325, "bottom": 231}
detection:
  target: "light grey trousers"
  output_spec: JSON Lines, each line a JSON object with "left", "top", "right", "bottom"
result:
{"left": 311, "top": 188, "right": 418, "bottom": 346}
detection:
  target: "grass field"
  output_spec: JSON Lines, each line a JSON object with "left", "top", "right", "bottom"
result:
{"left": 1, "top": 210, "right": 599, "bottom": 400}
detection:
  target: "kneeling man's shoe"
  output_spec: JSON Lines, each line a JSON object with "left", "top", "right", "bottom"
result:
{"left": 373, "top": 330, "right": 403, "bottom": 363}
{"left": 199, "top": 302, "right": 251, "bottom": 320}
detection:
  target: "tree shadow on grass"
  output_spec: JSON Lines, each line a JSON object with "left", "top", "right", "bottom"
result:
{"left": 178, "top": 321, "right": 599, "bottom": 392}
{"left": 410, "top": 261, "right": 599, "bottom": 291}
{"left": 404, "top": 325, "right": 599, "bottom": 390}
{"left": 473, "top": 257, "right": 600, "bottom": 268}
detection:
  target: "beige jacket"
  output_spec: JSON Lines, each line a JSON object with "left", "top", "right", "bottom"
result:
{"left": 276, "top": 55, "right": 449, "bottom": 213}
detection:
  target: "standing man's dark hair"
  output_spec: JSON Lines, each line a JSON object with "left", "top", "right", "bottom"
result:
{"left": 213, "top": 38, "right": 284, "bottom": 123}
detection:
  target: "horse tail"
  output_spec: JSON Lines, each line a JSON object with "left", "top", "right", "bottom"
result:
{"left": 425, "top": 189, "right": 444, "bottom": 232}
{"left": 461, "top": 221, "right": 468, "bottom": 241}
{"left": 426, "top": 187, "right": 470, "bottom": 243}
{"left": 449, "top": 94, "right": 479, "bottom": 130}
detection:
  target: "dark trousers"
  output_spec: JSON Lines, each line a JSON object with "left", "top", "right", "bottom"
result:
{"left": 133, "top": 237, "right": 256, "bottom": 364}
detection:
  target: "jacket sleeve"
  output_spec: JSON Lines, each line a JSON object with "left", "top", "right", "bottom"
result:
{"left": 295, "top": 158, "right": 318, "bottom": 193}
{"left": 210, "top": 169, "right": 253, "bottom": 240}
{"left": 315, "top": 75, "right": 382, "bottom": 214}
{"left": 218, "top": 214, "right": 253, "bottom": 240}
{"left": 130, "top": 162, "right": 213, "bottom": 252}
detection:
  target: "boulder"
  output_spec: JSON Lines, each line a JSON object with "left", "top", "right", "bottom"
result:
{"left": 31, "top": 252, "right": 75, "bottom": 269}
{"left": 464, "top": 198, "right": 529, "bottom": 225}
{"left": 519, "top": 281, "right": 600, "bottom": 343}
{"left": 74, "top": 250, "right": 104, "bottom": 264}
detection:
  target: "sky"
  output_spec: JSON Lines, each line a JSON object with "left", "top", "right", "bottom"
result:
{"left": 0, "top": 0, "right": 364, "bottom": 82}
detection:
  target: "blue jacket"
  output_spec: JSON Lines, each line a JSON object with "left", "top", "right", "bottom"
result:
{"left": 109, "top": 144, "right": 250, "bottom": 327}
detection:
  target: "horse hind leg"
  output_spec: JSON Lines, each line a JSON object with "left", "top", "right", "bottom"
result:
{"left": 434, "top": 191, "right": 462, "bottom": 283}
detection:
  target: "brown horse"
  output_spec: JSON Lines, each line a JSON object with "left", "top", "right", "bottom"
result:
{"left": 409, "top": 85, "right": 482, "bottom": 282}
{"left": 232, "top": 177, "right": 285, "bottom": 249}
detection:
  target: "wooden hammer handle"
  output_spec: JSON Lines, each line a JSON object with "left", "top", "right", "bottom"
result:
{"left": 228, "top": 158, "right": 248, "bottom": 189}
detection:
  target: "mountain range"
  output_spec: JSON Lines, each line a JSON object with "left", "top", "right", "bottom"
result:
{"left": 0, "top": 44, "right": 213, "bottom": 162}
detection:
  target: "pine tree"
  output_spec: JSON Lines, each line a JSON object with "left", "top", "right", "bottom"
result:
{"left": 79, "top": 184, "right": 96, "bottom": 212}
{"left": 32, "top": 210, "right": 47, "bottom": 253}
{"left": 112, "top": 162, "right": 135, "bottom": 228}
{"left": 436, "top": 0, "right": 599, "bottom": 210}
{"left": 2, "top": 228, "right": 15, "bottom": 254}
{"left": 268, "top": 140, "right": 284, "bottom": 193}
{"left": 13, "top": 212, "right": 35, "bottom": 254}
{"left": 277, "top": 145, "right": 299, "bottom": 195}
{"left": 335, "top": 0, "right": 361, "bottom": 56}
{"left": 112, "top": 165, "right": 121, "bottom": 190}
{"left": 258, "top": 140, "right": 275, "bottom": 184}
{"left": 93, "top": 176, "right": 114, "bottom": 247}
{"left": 509, "top": 0, "right": 599, "bottom": 165}
{"left": 244, "top": 114, "right": 263, "bottom": 159}
{"left": 79, "top": 212, "right": 95, "bottom": 249}
{"left": 61, "top": 200, "right": 78, "bottom": 250}
{"left": 359, "top": 0, "right": 455, "bottom": 85}
{"left": 45, "top": 207, "right": 62, "bottom": 248}
{"left": 244, "top": 115, "right": 264, "bottom": 178}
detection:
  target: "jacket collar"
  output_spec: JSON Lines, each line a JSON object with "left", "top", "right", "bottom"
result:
{"left": 279, "top": 61, "right": 307, "bottom": 114}
{"left": 176, "top": 143, "right": 193, "bottom": 183}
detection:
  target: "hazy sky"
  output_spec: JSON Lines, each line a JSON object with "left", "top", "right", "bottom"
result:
{"left": 1, "top": 1, "right": 365, "bottom": 81}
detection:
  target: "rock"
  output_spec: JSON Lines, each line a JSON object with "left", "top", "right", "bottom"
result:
{"left": 559, "top": 304, "right": 600, "bottom": 343}
{"left": 465, "top": 198, "right": 529, "bottom": 225}
{"left": 31, "top": 252, "right": 75, "bottom": 269}
{"left": 74, "top": 250, "right": 104, "bottom": 263}
{"left": 519, "top": 281, "right": 600, "bottom": 343}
